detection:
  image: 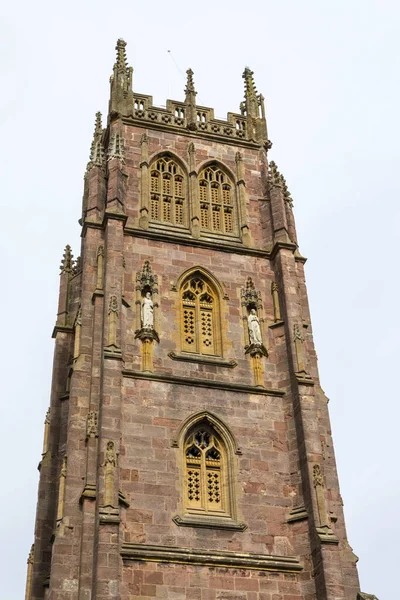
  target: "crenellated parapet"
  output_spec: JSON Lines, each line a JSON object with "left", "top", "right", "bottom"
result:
{"left": 107, "top": 40, "right": 271, "bottom": 148}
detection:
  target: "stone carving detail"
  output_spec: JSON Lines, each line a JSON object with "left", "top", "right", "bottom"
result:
{"left": 293, "top": 323, "right": 311, "bottom": 382}
{"left": 313, "top": 464, "right": 324, "bottom": 487}
{"left": 312, "top": 463, "right": 338, "bottom": 543}
{"left": 104, "top": 441, "right": 117, "bottom": 507}
{"left": 271, "top": 281, "right": 282, "bottom": 322}
{"left": 96, "top": 246, "right": 104, "bottom": 290}
{"left": 240, "top": 277, "right": 267, "bottom": 385}
{"left": 135, "top": 261, "right": 159, "bottom": 346}
{"left": 56, "top": 456, "right": 67, "bottom": 522}
{"left": 87, "top": 112, "right": 105, "bottom": 171}
{"left": 248, "top": 310, "right": 262, "bottom": 345}
{"left": 107, "top": 295, "right": 119, "bottom": 348}
{"left": 73, "top": 307, "right": 82, "bottom": 360}
{"left": 86, "top": 411, "right": 98, "bottom": 439}
{"left": 108, "top": 132, "right": 124, "bottom": 162}
{"left": 141, "top": 292, "right": 154, "bottom": 329}
{"left": 136, "top": 260, "right": 158, "bottom": 293}
{"left": 241, "top": 276, "right": 262, "bottom": 310}
{"left": 60, "top": 245, "right": 73, "bottom": 274}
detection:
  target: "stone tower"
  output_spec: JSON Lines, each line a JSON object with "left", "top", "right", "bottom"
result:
{"left": 26, "top": 39, "right": 377, "bottom": 600}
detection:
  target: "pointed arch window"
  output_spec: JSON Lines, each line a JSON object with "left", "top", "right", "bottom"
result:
{"left": 184, "top": 423, "right": 230, "bottom": 518}
{"left": 181, "top": 274, "right": 221, "bottom": 356}
{"left": 198, "top": 164, "right": 236, "bottom": 235}
{"left": 150, "top": 156, "right": 187, "bottom": 226}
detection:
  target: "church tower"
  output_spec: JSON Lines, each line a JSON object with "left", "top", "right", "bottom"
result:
{"left": 26, "top": 40, "right": 376, "bottom": 600}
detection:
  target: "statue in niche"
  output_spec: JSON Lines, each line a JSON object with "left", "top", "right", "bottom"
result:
{"left": 141, "top": 291, "right": 154, "bottom": 329}
{"left": 248, "top": 309, "right": 262, "bottom": 345}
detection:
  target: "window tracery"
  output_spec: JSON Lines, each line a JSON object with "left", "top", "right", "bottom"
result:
{"left": 184, "top": 424, "right": 229, "bottom": 517}
{"left": 150, "top": 156, "right": 186, "bottom": 226}
{"left": 198, "top": 164, "right": 236, "bottom": 235}
{"left": 181, "top": 274, "right": 221, "bottom": 356}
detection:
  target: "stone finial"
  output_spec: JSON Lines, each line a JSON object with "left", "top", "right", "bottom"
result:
{"left": 60, "top": 245, "right": 73, "bottom": 273}
{"left": 242, "top": 67, "right": 259, "bottom": 118}
{"left": 109, "top": 39, "right": 133, "bottom": 117}
{"left": 185, "top": 68, "right": 197, "bottom": 99}
{"left": 184, "top": 68, "right": 197, "bottom": 129}
{"left": 115, "top": 38, "right": 129, "bottom": 74}
{"left": 44, "top": 408, "right": 50, "bottom": 425}
{"left": 108, "top": 132, "right": 125, "bottom": 162}
{"left": 87, "top": 112, "right": 105, "bottom": 170}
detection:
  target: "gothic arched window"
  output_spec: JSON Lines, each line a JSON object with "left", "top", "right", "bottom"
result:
{"left": 184, "top": 423, "right": 231, "bottom": 518}
{"left": 181, "top": 274, "right": 221, "bottom": 356}
{"left": 198, "top": 164, "right": 236, "bottom": 235}
{"left": 150, "top": 156, "right": 187, "bottom": 226}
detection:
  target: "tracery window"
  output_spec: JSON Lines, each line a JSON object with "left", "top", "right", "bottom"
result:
{"left": 184, "top": 424, "right": 230, "bottom": 518}
{"left": 181, "top": 274, "right": 221, "bottom": 356}
{"left": 150, "top": 156, "right": 187, "bottom": 226}
{"left": 198, "top": 164, "right": 236, "bottom": 235}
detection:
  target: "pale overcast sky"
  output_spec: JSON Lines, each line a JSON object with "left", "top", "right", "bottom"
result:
{"left": 1, "top": 1, "right": 399, "bottom": 598}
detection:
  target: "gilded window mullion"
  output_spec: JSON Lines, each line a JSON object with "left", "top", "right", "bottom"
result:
{"left": 201, "top": 452, "right": 207, "bottom": 511}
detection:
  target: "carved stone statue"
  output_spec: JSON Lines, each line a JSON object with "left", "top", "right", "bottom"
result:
{"left": 141, "top": 291, "right": 154, "bottom": 329}
{"left": 248, "top": 309, "right": 262, "bottom": 345}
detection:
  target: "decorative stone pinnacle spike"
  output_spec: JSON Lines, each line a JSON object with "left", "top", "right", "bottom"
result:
{"left": 94, "top": 111, "right": 102, "bottom": 134}
{"left": 243, "top": 66, "right": 258, "bottom": 98}
{"left": 185, "top": 69, "right": 197, "bottom": 96}
{"left": 268, "top": 161, "right": 282, "bottom": 187}
{"left": 115, "top": 39, "right": 128, "bottom": 72}
{"left": 280, "top": 174, "right": 294, "bottom": 207}
{"left": 60, "top": 245, "right": 73, "bottom": 273}
{"left": 88, "top": 112, "right": 105, "bottom": 170}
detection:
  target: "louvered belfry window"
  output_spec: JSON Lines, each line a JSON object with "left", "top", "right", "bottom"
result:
{"left": 150, "top": 157, "right": 186, "bottom": 226}
{"left": 181, "top": 275, "right": 220, "bottom": 356}
{"left": 198, "top": 164, "right": 235, "bottom": 235}
{"left": 184, "top": 425, "right": 229, "bottom": 517}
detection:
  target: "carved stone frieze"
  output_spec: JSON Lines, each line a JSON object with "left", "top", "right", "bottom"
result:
{"left": 86, "top": 411, "right": 98, "bottom": 439}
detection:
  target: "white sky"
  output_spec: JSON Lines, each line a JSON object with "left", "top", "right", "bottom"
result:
{"left": 1, "top": 1, "right": 399, "bottom": 598}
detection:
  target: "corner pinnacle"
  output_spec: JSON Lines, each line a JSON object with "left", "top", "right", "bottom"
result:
{"left": 88, "top": 112, "right": 105, "bottom": 169}
{"left": 185, "top": 69, "right": 197, "bottom": 98}
{"left": 115, "top": 39, "right": 128, "bottom": 73}
{"left": 60, "top": 245, "right": 73, "bottom": 273}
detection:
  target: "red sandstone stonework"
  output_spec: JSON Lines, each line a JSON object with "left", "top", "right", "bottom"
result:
{"left": 26, "top": 39, "right": 370, "bottom": 600}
